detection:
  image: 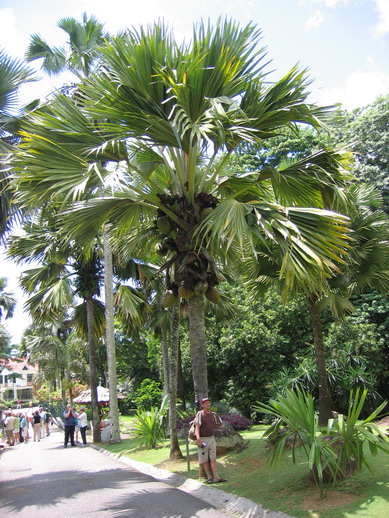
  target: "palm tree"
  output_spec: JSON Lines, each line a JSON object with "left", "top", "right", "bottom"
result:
{"left": 0, "top": 50, "right": 35, "bottom": 238}
{"left": 22, "top": 323, "right": 89, "bottom": 405}
{"left": 246, "top": 183, "right": 389, "bottom": 424}
{"left": 12, "top": 20, "right": 351, "bottom": 404}
{"left": 0, "top": 277, "right": 16, "bottom": 357}
{"left": 7, "top": 216, "right": 105, "bottom": 440}
{"left": 25, "top": 12, "right": 108, "bottom": 80}
{"left": 25, "top": 13, "right": 120, "bottom": 440}
{"left": 0, "top": 277, "right": 16, "bottom": 321}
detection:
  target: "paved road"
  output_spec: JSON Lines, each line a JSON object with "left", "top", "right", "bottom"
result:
{"left": 0, "top": 430, "right": 231, "bottom": 518}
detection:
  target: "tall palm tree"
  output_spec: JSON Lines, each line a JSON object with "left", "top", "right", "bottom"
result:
{"left": 25, "top": 12, "right": 108, "bottom": 80}
{"left": 0, "top": 50, "right": 35, "bottom": 238}
{"left": 7, "top": 216, "right": 106, "bottom": 440}
{"left": 12, "top": 20, "right": 351, "bottom": 404}
{"left": 246, "top": 183, "right": 389, "bottom": 424}
{"left": 25, "top": 13, "right": 120, "bottom": 440}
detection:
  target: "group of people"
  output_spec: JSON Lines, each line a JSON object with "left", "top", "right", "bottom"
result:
{"left": 1, "top": 405, "right": 89, "bottom": 449}
{"left": 2, "top": 407, "right": 52, "bottom": 446}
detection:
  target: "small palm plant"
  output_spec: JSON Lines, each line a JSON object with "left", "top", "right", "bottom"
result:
{"left": 254, "top": 388, "right": 389, "bottom": 499}
{"left": 131, "top": 395, "right": 170, "bottom": 449}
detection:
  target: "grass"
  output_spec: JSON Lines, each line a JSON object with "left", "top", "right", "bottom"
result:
{"left": 101, "top": 420, "right": 389, "bottom": 518}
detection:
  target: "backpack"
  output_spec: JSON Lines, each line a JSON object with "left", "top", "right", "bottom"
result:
{"left": 188, "top": 420, "right": 197, "bottom": 441}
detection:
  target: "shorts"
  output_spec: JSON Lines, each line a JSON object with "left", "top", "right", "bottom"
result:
{"left": 197, "top": 435, "right": 216, "bottom": 464}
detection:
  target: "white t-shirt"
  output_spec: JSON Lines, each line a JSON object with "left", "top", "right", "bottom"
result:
{"left": 78, "top": 412, "right": 88, "bottom": 428}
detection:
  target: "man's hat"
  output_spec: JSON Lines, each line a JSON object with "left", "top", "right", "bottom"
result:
{"left": 201, "top": 397, "right": 210, "bottom": 403}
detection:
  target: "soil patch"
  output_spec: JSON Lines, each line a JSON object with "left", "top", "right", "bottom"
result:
{"left": 303, "top": 489, "right": 359, "bottom": 511}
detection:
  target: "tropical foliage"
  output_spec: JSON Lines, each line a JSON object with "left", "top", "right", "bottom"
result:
{"left": 254, "top": 388, "right": 389, "bottom": 499}
{"left": 12, "top": 20, "right": 353, "bottom": 410}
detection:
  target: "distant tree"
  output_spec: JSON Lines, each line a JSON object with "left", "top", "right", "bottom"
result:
{"left": 339, "top": 95, "right": 389, "bottom": 213}
{"left": 25, "top": 12, "right": 108, "bottom": 80}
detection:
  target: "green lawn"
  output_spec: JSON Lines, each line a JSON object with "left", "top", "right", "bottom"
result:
{"left": 101, "top": 422, "right": 389, "bottom": 518}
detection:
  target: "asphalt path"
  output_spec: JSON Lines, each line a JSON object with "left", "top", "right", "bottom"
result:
{"left": 0, "top": 430, "right": 232, "bottom": 518}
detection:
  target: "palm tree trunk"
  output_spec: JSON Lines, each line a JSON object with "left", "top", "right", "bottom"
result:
{"left": 161, "top": 327, "right": 170, "bottom": 395}
{"left": 60, "top": 369, "right": 66, "bottom": 406}
{"left": 86, "top": 297, "right": 101, "bottom": 442}
{"left": 169, "top": 302, "right": 183, "bottom": 459}
{"left": 177, "top": 342, "right": 186, "bottom": 410}
{"left": 187, "top": 295, "right": 208, "bottom": 405}
{"left": 309, "top": 295, "right": 333, "bottom": 425}
{"left": 69, "top": 384, "right": 73, "bottom": 405}
{"left": 103, "top": 229, "right": 121, "bottom": 443}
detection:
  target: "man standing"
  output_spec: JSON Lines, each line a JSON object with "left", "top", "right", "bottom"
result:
{"left": 63, "top": 405, "right": 78, "bottom": 448}
{"left": 194, "top": 398, "right": 227, "bottom": 484}
{"left": 4, "top": 412, "right": 15, "bottom": 446}
{"left": 44, "top": 408, "right": 51, "bottom": 436}
{"left": 32, "top": 410, "right": 41, "bottom": 442}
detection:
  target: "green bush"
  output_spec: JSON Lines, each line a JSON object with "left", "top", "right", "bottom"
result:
{"left": 254, "top": 388, "right": 389, "bottom": 499}
{"left": 135, "top": 378, "right": 162, "bottom": 410}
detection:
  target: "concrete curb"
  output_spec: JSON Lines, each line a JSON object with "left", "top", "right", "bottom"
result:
{"left": 92, "top": 444, "right": 294, "bottom": 518}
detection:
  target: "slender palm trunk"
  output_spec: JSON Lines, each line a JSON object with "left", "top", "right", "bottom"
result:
{"left": 309, "top": 295, "right": 333, "bottom": 425}
{"left": 169, "top": 302, "right": 183, "bottom": 459}
{"left": 161, "top": 327, "right": 170, "bottom": 395}
{"left": 177, "top": 343, "right": 186, "bottom": 410}
{"left": 103, "top": 229, "right": 121, "bottom": 443}
{"left": 86, "top": 297, "right": 101, "bottom": 442}
{"left": 187, "top": 295, "right": 208, "bottom": 406}
{"left": 60, "top": 369, "right": 66, "bottom": 406}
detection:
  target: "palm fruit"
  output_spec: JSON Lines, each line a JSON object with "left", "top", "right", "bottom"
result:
{"left": 205, "top": 286, "right": 220, "bottom": 303}
{"left": 157, "top": 216, "right": 172, "bottom": 235}
{"left": 178, "top": 286, "right": 195, "bottom": 299}
{"left": 199, "top": 207, "right": 213, "bottom": 221}
{"left": 194, "top": 280, "right": 208, "bottom": 296}
{"left": 162, "top": 290, "right": 179, "bottom": 308}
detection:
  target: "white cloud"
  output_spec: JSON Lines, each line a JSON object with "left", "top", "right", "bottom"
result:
{"left": 372, "top": 0, "right": 389, "bottom": 36}
{"left": 315, "top": 68, "right": 389, "bottom": 109}
{"left": 0, "top": 8, "right": 28, "bottom": 57}
{"left": 300, "top": 0, "right": 350, "bottom": 6}
{"left": 305, "top": 10, "right": 325, "bottom": 30}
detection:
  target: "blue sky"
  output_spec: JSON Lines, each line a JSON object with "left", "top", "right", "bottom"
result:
{"left": 1, "top": 0, "right": 389, "bottom": 343}
{"left": 1, "top": 0, "right": 389, "bottom": 108}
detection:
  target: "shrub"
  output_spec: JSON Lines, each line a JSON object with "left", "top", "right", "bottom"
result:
{"left": 219, "top": 414, "right": 252, "bottom": 430}
{"left": 131, "top": 396, "right": 169, "bottom": 448}
{"left": 254, "top": 387, "right": 389, "bottom": 499}
{"left": 134, "top": 378, "right": 162, "bottom": 410}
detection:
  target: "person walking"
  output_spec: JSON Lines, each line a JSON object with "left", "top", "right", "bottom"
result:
{"left": 63, "top": 404, "right": 78, "bottom": 448}
{"left": 44, "top": 408, "right": 52, "bottom": 436}
{"left": 32, "top": 410, "right": 42, "bottom": 442}
{"left": 39, "top": 408, "right": 46, "bottom": 439}
{"left": 13, "top": 413, "right": 20, "bottom": 444}
{"left": 21, "top": 413, "right": 29, "bottom": 443}
{"left": 77, "top": 407, "right": 88, "bottom": 446}
{"left": 194, "top": 398, "right": 227, "bottom": 484}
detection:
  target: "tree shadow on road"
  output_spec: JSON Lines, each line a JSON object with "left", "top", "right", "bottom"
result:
{"left": 1, "top": 468, "right": 224, "bottom": 517}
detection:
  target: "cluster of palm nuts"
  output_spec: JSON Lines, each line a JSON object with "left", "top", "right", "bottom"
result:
{"left": 154, "top": 192, "right": 221, "bottom": 308}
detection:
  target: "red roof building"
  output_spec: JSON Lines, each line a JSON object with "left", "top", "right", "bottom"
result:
{"left": 0, "top": 357, "right": 38, "bottom": 403}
